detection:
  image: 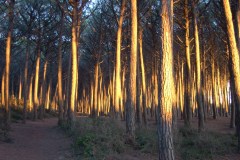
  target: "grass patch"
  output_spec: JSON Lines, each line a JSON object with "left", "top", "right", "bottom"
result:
{"left": 176, "top": 126, "right": 238, "bottom": 160}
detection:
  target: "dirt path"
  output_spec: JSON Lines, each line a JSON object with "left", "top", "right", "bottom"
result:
{"left": 0, "top": 118, "right": 74, "bottom": 160}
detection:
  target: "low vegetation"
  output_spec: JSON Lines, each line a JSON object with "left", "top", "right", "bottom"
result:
{"left": 176, "top": 127, "right": 238, "bottom": 160}
{"left": 61, "top": 117, "right": 238, "bottom": 160}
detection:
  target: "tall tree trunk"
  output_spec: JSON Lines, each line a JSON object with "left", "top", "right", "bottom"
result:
{"left": 57, "top": 10, "right": 64, "bottom": 126}
{"left": 157, "top": 0, "right": 175, "bottom": 159}
{"left": 211, "top": 55, "right": 217, "bottom": 119}
{"left": 33, "top": 40, "right": 41, "bottom": 120}
{"left": 69, "top": 1, "right": 78, "bottom": 128}
{"left": 4, "top": 0, "right": 15, "bottom": 132}
{"left": 184, "top": 0, "right": 191, "bottom": 127}
{"left": 236, "top": 0, "right": 240, "bottom": 49}
{"left": 115, "top": 0, "right": 126, "bottom": 120}
{"left": 39, "top": 60, "right": 48, "bottom": 120}
{"left": 23, "top": 44, "right": 29, "bottom": 123}
{"left": 126, "top": 0, "right": 137, "bottom": 141}
{"left": 45, "top": 82, "right": 51, "bottom": 110}
{"left": 92, "top": 62, "right": 99, "bottom": 117}
{"left": 29, "top": 74, "right": 33, "bottom": 112}
{"left": 192, "top": 2, "right": 204, "bottom": 131}
{"left": 1, "top": 71, "right": 5, "bottom": 107}
{"left": 136, "top": 45, "right": 142, "bottom": 126}
{"left": 223, "top": 0, "right": 240, "bottom": 151}
{"left": 64, "top": 54, "right": 71, "bottom": 121}
{"left": 230, "top": 82, "right": 236, "bottom": 128}
{"left": 139, "top": 27, "right": 147, "bottom": 125}
{"left": 18, "top": 75, "right": 22, "bottom": 100}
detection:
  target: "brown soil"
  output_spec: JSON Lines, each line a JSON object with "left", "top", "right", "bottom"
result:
{"left": 0, "top": 118, "right": 74, "bottom": 160}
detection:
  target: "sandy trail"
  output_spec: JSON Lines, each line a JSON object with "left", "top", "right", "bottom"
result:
{"left": 0, "top": 118, "right": 74, "bottom": 160}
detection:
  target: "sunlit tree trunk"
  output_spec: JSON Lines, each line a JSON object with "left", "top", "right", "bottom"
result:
{"left": 211, "top": 54, "right": 217, "bottom": 119}
{"left": 33, "top": 40, "right": 41, "bottom": 120}
{"left": 115, "top": 0, "right": 126, "bottom": 120}
{"left": 23, "top": 44, "right": 29, "bottom": 123}
{"left": 223, "top": 0, "right": 240, "bottom": 151}
{"left": 64, "top": 54, "right": 71, "bottom": 121}
{"left": 139, "top": 28, "right": 147, "bottom": 125}
{"left": 157, "top": 0, "right": 175, "bottom": 159}
{"left": 28, "top": 74, "right": 33, "bottom": 112}
{"left": 236, "top": 0, "right": 240, "bottom": 49}
{"left": 57, "top": 10, "right": 64, "bottom": 125}
{"left": 1, "top": 71, "right": 5, "bottom": 107}
{"left": 39, "top": 60, "right": 48, "bottom": 120}
{"left": 4, "top": 0, "right": 15, "bottom": 132}
{"left": 126, "top": 0, "right": 137, "bottom": 141}
{"left": 192, "top": 2, "right": 204, "bottom": 131}
{"left": 136, "top": 46, "right": 142, "bottom": 125}
{"left": 45, "top": 82, "right": 51, "bottom": 110}
{"left": 18, "top": 76, "right": 22, "bottom": 100}
{"left": 92, "top": 62, "right": 99, "bottom": 117}
{"left": 69, "top": 1, "right": 78, "bottom": 128}
{"left": 184, "top": 0, "right": 191, "bottom": 127}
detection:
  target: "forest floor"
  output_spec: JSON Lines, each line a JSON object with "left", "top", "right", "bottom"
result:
{"left": 0, "top": 113, "right": 240, "bottom": 160}
{"left": 0, "top": 118, "right": 75, "bottom": 160}
{"left": 72, "top": 115, "right": 240, "bottom": 160}
{"left": 177, "top": 117, "right": 240, "bottom": 160}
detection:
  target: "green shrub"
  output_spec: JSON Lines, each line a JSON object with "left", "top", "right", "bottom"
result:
{"left": 176, "top": 127, "right": 238, "bottom": 160}
{"left": 73, "top": 117, "right": 125, "bottom": 159}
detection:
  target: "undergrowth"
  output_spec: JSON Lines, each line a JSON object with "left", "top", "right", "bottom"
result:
{"left": 73, "top": 117, "right": 125, "bottom": 159}
{"left": 176, "top": 126, "right": 238, "bottom": 160}
{"left": 70, "top": 117, "right": 238, "bottom": 160}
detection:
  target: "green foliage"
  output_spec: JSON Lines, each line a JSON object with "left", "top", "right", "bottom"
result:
{"left": 11, "top": 108, "right": 23, "bottom": 122}
{"left": 70, "top": 118, "right": 238, "bottom": 160}
{"left": 73, "top": 117, "right": 125, "bottom": 159}
{"left": 135, "top": 128, "right": 158, "bottom": 154}
{"left": 176, "top": 127, "right": 238, "bottom": 160}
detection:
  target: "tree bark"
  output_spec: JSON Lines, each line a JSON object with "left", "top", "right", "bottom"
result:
{"left": 136, "top": 44, "right": 142, "bottom": 125}
{"left": 4, "top": 0, "right": 15, "bottom": 132}
{"left": 69, "top": 1, "right": 78, "bottom": 128}
{"left": 223, "top": 0, "right": 240, "bottom": 151}
{"left": 139, "top": 27, "right": 147, "bottom": 125}
{"left": 39, "top": 60, "right": 48, "bottom": 120}
{"left": 33, "top": 40, "right": 41, "bottom": 120}
{"left": 236, "top": 0, "right": 240, "bottom": 49}
{"left": 28, "top": 74, "right": 33, "bottom": 112}
{"left": 23, "top": 44, "right": 29, "bottom": 123}
{"left": 157, "top": 0, "right": 175, "bottom": 159}
{"left": 184, "top": 0, "right": 192, "bottom": 127}
{"left": 192, "top": 1, "right": 204, "bottom": 131}
{"left": 126, "top": 0, "right": 137, "bottom": 141}
{"left": 92, "top": 62, "right": 99, "bottom": 117}
{"left": 115, "top": 0, "right": 126, "bottom": 120}
{"left": 18, "top": 75, "right": 22, "bottom": 100}
{"left": 1, "top": 71, "right": 5, "bottom": 107}
{"left": 57, "top": 9, "right": 64, "bottom": 126}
